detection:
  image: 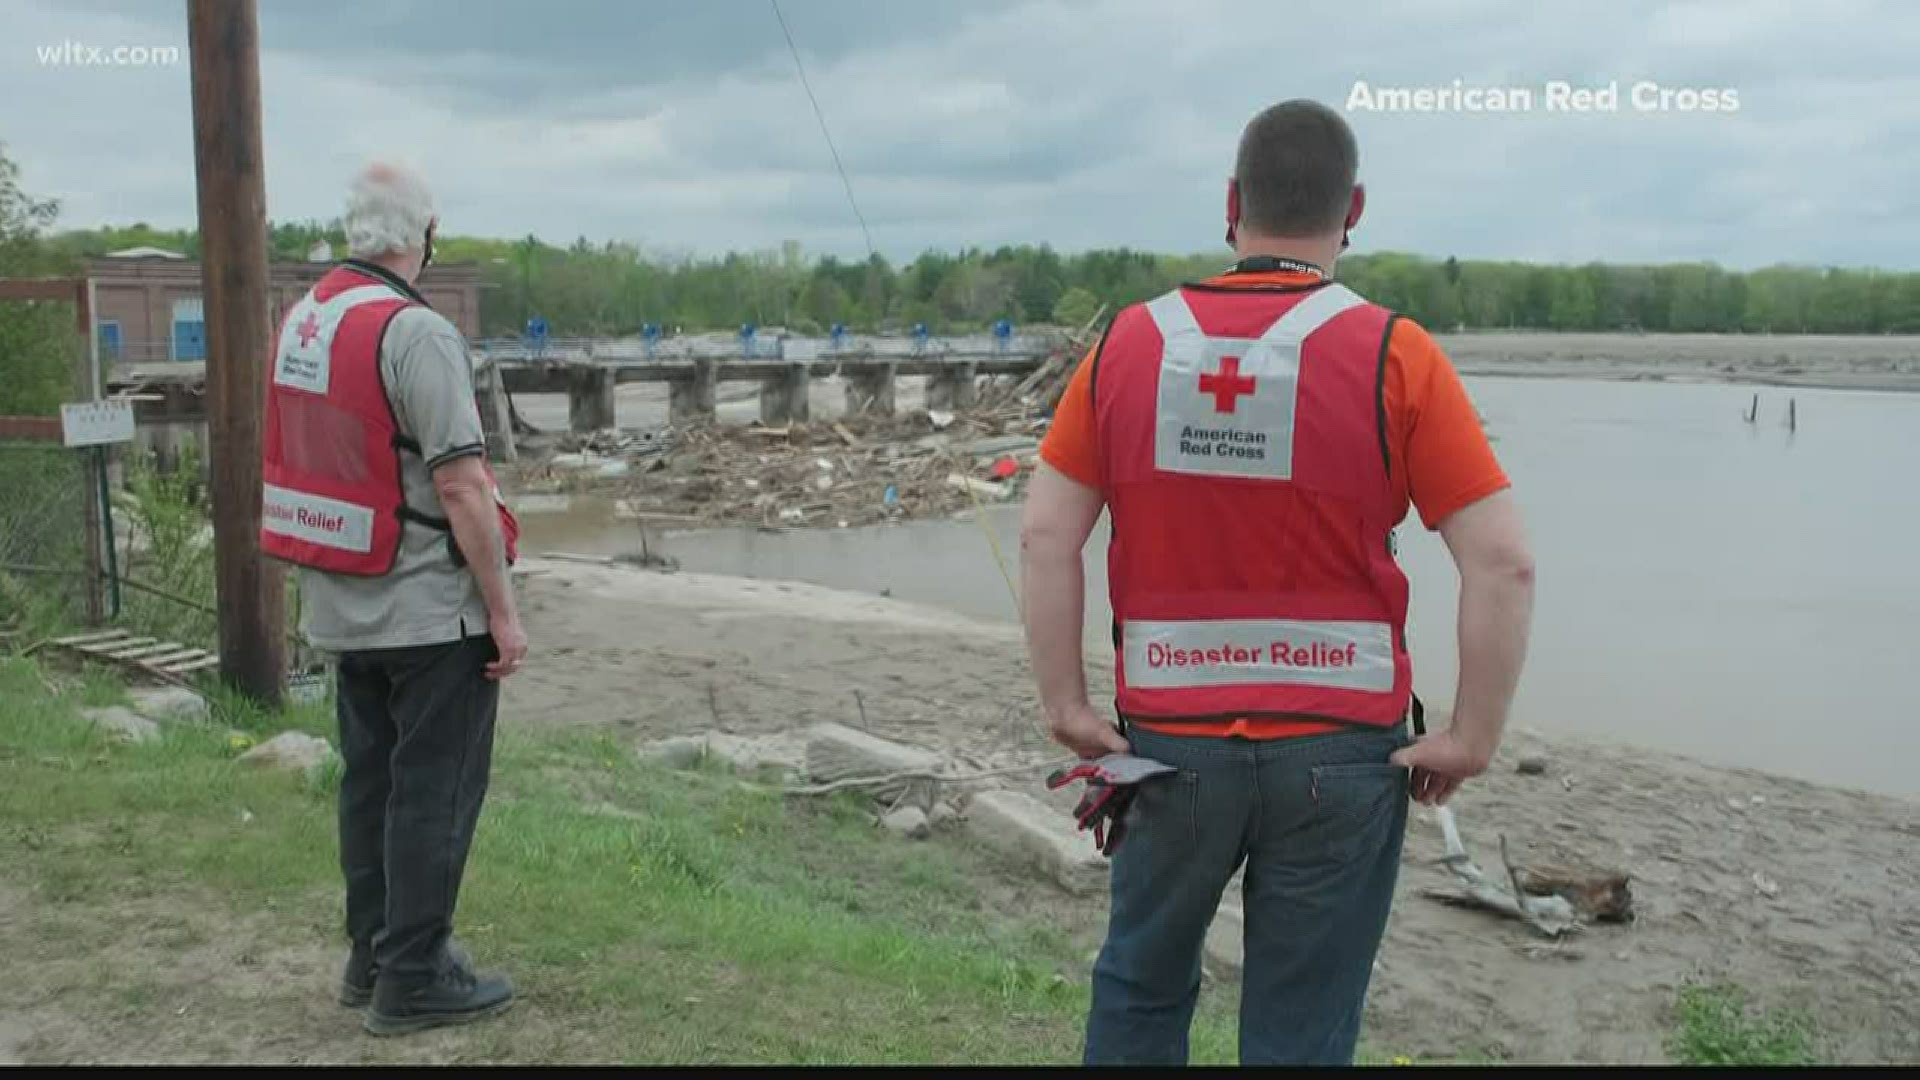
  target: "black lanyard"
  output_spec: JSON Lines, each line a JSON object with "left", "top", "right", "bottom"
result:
{"left": 1226, "top": 255, "right": 1328, "bottom": 281}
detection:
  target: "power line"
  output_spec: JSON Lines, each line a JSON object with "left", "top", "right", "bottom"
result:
{"left": 770, "top": 0, "right": 875, "bottom": 260}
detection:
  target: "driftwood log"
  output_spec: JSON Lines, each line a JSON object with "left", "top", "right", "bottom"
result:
{"left": 1517, "top": 865, "right": 1635, "bottom": 923}
{"left": 1420, "top": 806, "right": 1588, "bottom": 937}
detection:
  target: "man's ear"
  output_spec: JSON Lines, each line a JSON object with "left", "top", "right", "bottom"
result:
{"left": 1346, "top": 184, "right": 1365, "bottom": 231}
{"left": 1225, "top": 178, "right": 1241, "bottom": 246}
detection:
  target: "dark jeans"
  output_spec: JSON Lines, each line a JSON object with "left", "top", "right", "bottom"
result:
{"left": 336, "top": 634, "right": 500, "bottom": 985}
{"left": 1084, "top": 725, "right": 1411, "bottom": 1066}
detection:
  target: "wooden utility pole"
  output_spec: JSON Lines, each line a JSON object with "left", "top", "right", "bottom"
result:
{"left": 187, "top": 0, "right": 285, "bottom": 706}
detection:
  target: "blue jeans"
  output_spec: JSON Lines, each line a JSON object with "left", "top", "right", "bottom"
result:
{"left": 1084, "top": 725, "right": 1411, "bottom": 1066}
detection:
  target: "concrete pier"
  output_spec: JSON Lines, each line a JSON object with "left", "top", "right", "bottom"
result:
{"left": 567, "top": 364, "right": 617, "bottom": 433}
{"left": 924, "top": 361, "right": 979, "bottom": 412}
{"left": 668, "top": 358, "right": 718, "bottom": 424}
{"left": 844, "top": 361, "right": 898, "bottom": 417}
{"left": 758, "top": 363, "right": 812, "bottom": 425}
{"left": 476, "top": 363, "right": 518, "bottom": 462}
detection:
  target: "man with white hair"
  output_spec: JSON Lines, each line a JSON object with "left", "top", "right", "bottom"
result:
{"left": 261, "top": 162, "right": 526, "bottom": 1036}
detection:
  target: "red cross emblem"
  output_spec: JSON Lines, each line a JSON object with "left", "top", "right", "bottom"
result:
{"left": 1198, "top": 356, "right": 1256, "bottom": 413}
{"left": 295, "top": 311, "right": 321, "bottom": 347}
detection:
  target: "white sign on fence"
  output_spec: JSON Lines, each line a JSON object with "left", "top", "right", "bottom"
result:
{"left": 60, "top": 399, "right": 135, "bottom": 448}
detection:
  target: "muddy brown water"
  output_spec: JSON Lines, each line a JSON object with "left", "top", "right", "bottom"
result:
{"left": 519, "top": 377, "right": 1920, "bottom": 799}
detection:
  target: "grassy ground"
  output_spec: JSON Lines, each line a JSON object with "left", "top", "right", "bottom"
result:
{"left": 1666, "top": 982, "right": 1821, "bottom": 1066}
{"left": 0, "top": 656, "right": 1266, "bottom": 1064}
{"left": 0, "top": 654, "right": 1842, "bottom": 1065}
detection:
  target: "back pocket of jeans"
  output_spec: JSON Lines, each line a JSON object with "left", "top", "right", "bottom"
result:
{"left": 1307, "top": 763, "right": 1407, "bottom": 859}
{"left": 1125, "top": 769, "right": 1200, "bottom": 856}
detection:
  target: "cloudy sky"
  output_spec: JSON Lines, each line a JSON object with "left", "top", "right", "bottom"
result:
{"left": 2, "top": 0, "right": 1914, "bottom": 268}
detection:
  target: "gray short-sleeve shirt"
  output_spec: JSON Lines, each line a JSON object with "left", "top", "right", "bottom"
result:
{"left": 297, "top": 302, "right": 492, "bottom": 652}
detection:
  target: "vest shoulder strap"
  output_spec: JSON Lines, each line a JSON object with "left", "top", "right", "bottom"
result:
{"left": 1142, "top": 282, "right": 1367, "bottom": 344}
{"left": 1255, "top": 282, "right": 1365, "bottom": 343}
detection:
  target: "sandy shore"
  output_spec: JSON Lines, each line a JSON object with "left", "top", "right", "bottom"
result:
{"left": 506, "top": 557, "right": 1920, "bottom": 1064}
{"left": 1437, "top": 331, "right": 1920, "bottom": 393}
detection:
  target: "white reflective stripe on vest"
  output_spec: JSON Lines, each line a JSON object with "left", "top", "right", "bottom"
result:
{"left": 1149, "top": 284, "right": 1366, "bottom": 482}
{"left": 273, "top": 283, "right": 408, "bottom": 395}
{"left": 1123, "top": 617, "right": 1396, "bottom": 692}
{"left": 261, "top": 483, "right": 378, "bottom": 554}
{"left": 1253, "top": 282, "right": 1364, "bottom": 344}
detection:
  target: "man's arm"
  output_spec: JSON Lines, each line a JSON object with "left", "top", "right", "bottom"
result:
{"left": 1384, "top": 320, "right": 1534, "bottom": 804}
{"left": 385, "top": 309, "right": 527, "bottom": 679}
{"left": 1393, "top": 490, "right": 1535, "bottom": 803}
{"left": 1019, "top": 462, "right": 1127, "bottom": 758}
{"left": 1439, "top": 493, "right": 1535, "bottom": 757}
{"left": 431, "top": 455, "right": 526, "bottom": 679}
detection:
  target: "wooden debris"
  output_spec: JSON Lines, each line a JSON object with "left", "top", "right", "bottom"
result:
{"left": 41, "top": 629, "right": 221, "bottom": 696}
{"left": 1517, "top": 865, "right": 1635, "bottom": 922}
{"left": 1420, "top": 806, "right": 1581, "bottom": 938}
{"left": 947, "top": 473, "right": 1010, "bottom": 499}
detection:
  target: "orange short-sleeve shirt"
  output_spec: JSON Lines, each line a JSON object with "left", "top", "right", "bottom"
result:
{"left": 1038, "top": 270, "right": 1510, "bottom": 739}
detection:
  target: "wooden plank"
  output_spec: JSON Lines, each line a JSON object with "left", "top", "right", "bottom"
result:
{"left": 53, "top": 629, "right": 134, "bottom": 647}
{"left": 98, "top": 637, "right": 161, "bottom": 658}
{"left": 142, "top": 648, "right": 205, "bottom": 667}
{"left": 105, "top": 641, "right": 186, "bottom": 661}
{"left": 0, "top": 279, "right": 85, "bottom": 304}
{"left": 0, "top": 416, "right": 66, "bottom": 442}
{"left": 159, "top": 655, "right": 222, "bottom": 675}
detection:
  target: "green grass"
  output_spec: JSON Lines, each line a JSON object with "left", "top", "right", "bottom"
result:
{"left": 0, "top": 656, "right": 1266, "bottom": 1064}
{"left": 1667, "top": 981, "right": 1821, "bottom": 1066}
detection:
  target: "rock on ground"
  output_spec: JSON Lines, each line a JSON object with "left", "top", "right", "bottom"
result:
{"left": 639, "top": 735, "right": 709, "bottom": 770}
{"left": 881, "top": 805, "right": 931, "bottom": 839}
{"left": 638, "top": 731, "right": 806, "bottom": 776}
{"left": 964, "top": 789, "right": 1108, "bottom": 895}
{"left": 85, "top": 706, "right": 159, "bottom": 745}
{"left": 128, "top": 686, "right": 208, "bottom": 724}
{"left": 805, "top": 723, "right": 942, "bottom": 802}
{"left": 237, "top": 732, "right": 335, "bottom": 772}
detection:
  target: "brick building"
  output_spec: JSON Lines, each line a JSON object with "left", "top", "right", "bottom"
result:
{"left": 87, "top": 248, "right": 483, "bottom": 366}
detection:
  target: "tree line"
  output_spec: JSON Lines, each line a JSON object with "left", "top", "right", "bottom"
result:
{"left": 9, "top": 136, "right": 1919, "bottom": 368}
{"left": 50, "top": 221, "right": 1920, "bottom": 339}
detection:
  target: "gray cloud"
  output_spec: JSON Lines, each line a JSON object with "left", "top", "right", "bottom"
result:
{"left": 2, "top": 0, "right": 1913, "bottom": 268}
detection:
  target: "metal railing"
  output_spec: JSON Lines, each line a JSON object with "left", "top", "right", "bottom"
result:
{"left": 468, "top": 331, "right": 1061, "bottom": 365}
{"left": 103, "top": 331, "right": 1066, "bottom": 368}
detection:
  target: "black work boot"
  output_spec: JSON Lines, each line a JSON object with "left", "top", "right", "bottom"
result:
{"left": 339, "top": 942, "right": 377, "bottom": 1008}
{"left": 362, "top": 952, "right": 514, "bottom": 1037}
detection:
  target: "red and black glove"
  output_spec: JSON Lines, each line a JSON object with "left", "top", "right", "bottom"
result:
{"left": 1045, "top": 753, "right": 1177, "bottom": 857}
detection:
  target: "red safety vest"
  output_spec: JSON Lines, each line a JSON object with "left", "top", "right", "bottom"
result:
{"left": 261, "top": 264, "right": 518, "bottom": 576}
{"left": 1093, "top": 279, "right": 1412, "bottom": 728}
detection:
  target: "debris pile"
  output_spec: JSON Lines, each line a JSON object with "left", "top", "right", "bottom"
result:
{"left": 529, "top": 408, "right": 1048, "bottom": 528}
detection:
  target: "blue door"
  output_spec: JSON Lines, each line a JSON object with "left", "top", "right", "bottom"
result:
{"left": 97, "top": 320, "right": 122, "bottom": 361}
{"left": 170, "top": 298, "right": 206, "bottom": 361}
{"left": 172, "top": 318, "right": 206, "bottom": 361}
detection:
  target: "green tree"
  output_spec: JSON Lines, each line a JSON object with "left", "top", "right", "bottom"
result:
{"left": 0, "top": 143, "right": 80, "bottom": 415}
{"left": 1051, "top": 286, "right": 1101, "bottom": 329}
{"left": 1548, "top": 272, "right": 1597, "bottom": 330}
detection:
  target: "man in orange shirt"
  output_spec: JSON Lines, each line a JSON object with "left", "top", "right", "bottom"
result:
{"left": 1020, "top": 100, "right": 1536, "bottom": 1065}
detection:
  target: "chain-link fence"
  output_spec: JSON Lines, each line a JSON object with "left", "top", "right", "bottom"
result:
{"left": 0, "top": 437, "right": 100, "bottom": 629}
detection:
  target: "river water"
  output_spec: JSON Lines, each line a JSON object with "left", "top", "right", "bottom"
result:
{"left": 520, "top": 377, "right": 1920, "bottom": 798}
